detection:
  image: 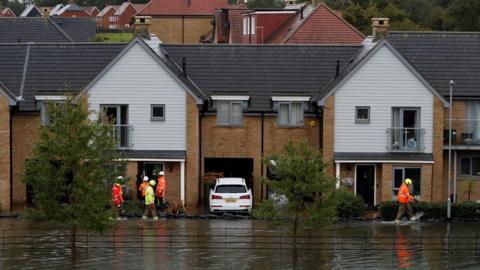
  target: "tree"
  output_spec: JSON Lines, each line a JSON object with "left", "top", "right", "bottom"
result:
{"left": 246, "top": 0, "right": 284, "bottom": 9}
{"left": 253, "top": 141, "right": 337, "bottom": 265}
{"left": 449, "top": 0, "right": 480, "bottom": 31}
{"left": 7, "top": 0, "right": 25, "bottom": 16}
{"left": 23, "top": 95, "right": 124, "bottom": 250}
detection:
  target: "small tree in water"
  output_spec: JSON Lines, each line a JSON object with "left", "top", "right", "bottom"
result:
{"left": 23, "top": 95, "right": 123, "bottom": 250}
{"left": 254, "top": 141, "right": 338, "bottom": 266}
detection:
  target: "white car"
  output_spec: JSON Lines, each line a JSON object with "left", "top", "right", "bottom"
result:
{"left": 209, "top": 178, "right": 252, "bottom": 214}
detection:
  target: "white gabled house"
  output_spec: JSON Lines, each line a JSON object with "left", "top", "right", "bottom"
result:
{"left": 318, "top": 39, "right": 448, "bottom": 205}
{"left": 79, "top": 38, "right": 205, "bottom": 207}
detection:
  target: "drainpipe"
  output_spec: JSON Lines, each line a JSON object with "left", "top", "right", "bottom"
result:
{"left": 260, "top": 112, "right": 264, "bottom": 199}
{"left": 198, "top": 105, "right": 203, "bottom": 206}
{"left": 318, "top": 107, "right": 323, "bottom": 152}
{"left": 9, "top": 107, "right": 13, "bottom": 212}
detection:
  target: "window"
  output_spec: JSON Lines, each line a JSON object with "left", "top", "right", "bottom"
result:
{"left": 243, "top": 17, "right": 248, "bottom": 35}
{"left": 151, "top": 104, "right": 165, "bottom": 121}
{"left": 251, "top": 16, "right": 256, "bottom": 35}
{"left": 390, "top": 107, "right": 421, "bottom": 151}
{"left": 393, "top": 167, "right": 421, "bottom": 195}
{"left": 278, "top": 102, "right": 304, "bottom": 127}
{"left": 101, "top": 104, "right": 129, "bottom": 148}
{"left": 355, "top": 106, "right": 370, "bottom": 123}
{"left": 465, "top": 101, "right": 480, "bottom": 141}
{"left": 460, "top": 157, "right": 480, "bottom": 176}
{"left": 109, "top": 16, "right": 115, "bottom": 22}
{"left": 217, "top": 101, "right": 243, "bottom": 126}
{"left": 40, "top": 101, "right": 65, "bottom": 126}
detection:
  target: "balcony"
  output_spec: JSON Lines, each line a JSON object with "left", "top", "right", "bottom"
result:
{"left": 108, "top": 125, "right": 133, "bottom": 149}
{"left": 444, "top": 119, "right": 480, "bottom": 145}
{"left": 387, "top": 128, "right": 425, "bottom": 152}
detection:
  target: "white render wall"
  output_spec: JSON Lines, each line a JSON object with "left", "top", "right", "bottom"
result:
{"left": 88, "top": 43, "right": 187, "bottom": 151}
{"left": 334, "top": 45, "right": 433, "bottom": 153}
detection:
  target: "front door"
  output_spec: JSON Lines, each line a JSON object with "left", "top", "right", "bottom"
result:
{"left": 356, "top": 165, "right": 375, "bottom": 206}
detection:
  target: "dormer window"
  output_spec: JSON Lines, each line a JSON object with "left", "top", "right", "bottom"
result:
{"left": 243, "top": 16, "right": 255, "bottom": 35}
{"left": 272, "top": 96, "right": 309, "bottom": 127}
{"left": 212, "top": 95, "right": 249, "bottom": 126}
{"left": 36, "top": 96, "right": 67, "bottom": 126}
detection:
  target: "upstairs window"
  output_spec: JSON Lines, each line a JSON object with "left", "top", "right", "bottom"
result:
{"left": 151, "top": 104, "right": 165, "bottom": 121}
{"left": 243, "top": 17, "right": 248, "bottom": 35}
{"left": 460, "top": 157, "right": 480, "bottom": 176}
{"left": 251, "top": 16, "right": 256, "bottom": 35}
{"left": 278, "top": 102, "right": 304, "bottom": 127}
{"left": 217, "top": 101, "right": 243, "bottom": 126}
{"left": 355, "top": 106, "right": 370, "bottom": 123}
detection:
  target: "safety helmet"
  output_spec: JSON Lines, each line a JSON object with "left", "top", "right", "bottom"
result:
{"left": 116, "top": 176, "right": 123, "bottom": 180}
{"left": 149, "top": 180, "right": 156, "bottom": 186}
{"left": 143, "top": 176, "right": 149, "bottom": 182}
{"left": 405, "top": 178, "right": 412, "bottom": 185}
{"left": 160, "top": 171, "right": 164, "bottom": 176}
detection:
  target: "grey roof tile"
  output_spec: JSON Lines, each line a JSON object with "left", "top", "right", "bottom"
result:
{"left": 50, "top": 17, "right": 96, "bottom": 42}
{"left": 388, "top": 32, "right": 480, "bottom": 98}
{"left": 162, "top": 44, "right": 361, "bottom": 112}
{"left": 0, "top": 17, "right": 72, "bottom": 42}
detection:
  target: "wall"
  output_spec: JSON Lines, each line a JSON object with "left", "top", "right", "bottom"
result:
{"left": 0, "top": 96, "right": 10, "bottom": 212}
{"left": 244, "top": 13, "right": 293, "bottom": 44}
{"left": 432, "top": 97, "right": 445, "bottom": 202}
{"left": 323, "top": 96, "right": 335, "bottom": 176}
{"left": 380, "top": 163, "right": 433, "bottom": 202}
{"left": 334, "top": 45, "right": 434, "bottom": 153}
{"left": 60, "top": 10, "right": 92, "bottom": 18}
{"left": 186, "top": 94, "right": 200, "bottom": 209}
{"left": 88, "top": 42, "right": 187, "bottom": 151}
{"left": 149, "top": 16, "right": 212, "bottom": 44}
{"left": 119, "top": 5, "right": 137, "bottom": 30}
{"left": 12, "top": 114, "right": 41, "bottom": 209}
{"left": 98, "top": 8, "right": 116, "bottom": 29}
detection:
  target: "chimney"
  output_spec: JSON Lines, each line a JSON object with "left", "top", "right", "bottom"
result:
{"left": 42, "top": 7, "right": 49, "bottom": 18}
{"left": 133, "top": 16, "right": 152, "bottom": 39}
{"left": 285, "top": 0, "right": 297, "bottom": 7}
{"left": 371, "top": 18, "right": 390, "bottom": 41}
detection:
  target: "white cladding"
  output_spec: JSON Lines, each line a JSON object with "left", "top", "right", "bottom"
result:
{"left": 88, "top": 43, "right": 187, "bottom": 150}
{"left": 334, "top": 45, "right": 433, "bottom": 153}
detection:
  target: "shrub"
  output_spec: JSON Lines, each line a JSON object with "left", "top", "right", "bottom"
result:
{"left": 335, "top": 190, "right": 365, "bottom": 219}
{"left": 379, "top": 201, "right": 480, "bottom": 220}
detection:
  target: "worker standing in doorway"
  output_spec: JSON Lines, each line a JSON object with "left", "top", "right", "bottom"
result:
{"left": 112, "top": 178, "right": 124, "bottom": 219}
{"left": 156, "top": 171, "right": 166, "bottom": 210}
{"left": 143, "top": 180, "right": 158, "bottom": 220}
{"left": 395, "top": 178, "right": 416, "bottom": 224}
{"left": 139, "top": 176, "right": 150, "bottom": 203}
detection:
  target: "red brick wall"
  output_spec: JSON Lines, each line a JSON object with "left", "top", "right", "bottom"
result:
{"left": 242, "top": 13, "right": 293, "bottom": 44}
{"left": 119, "top": 5, "right": 137, "bottom": 30}
{"left": 0, "top": 96, "right": 11, "bottom": 212}
{"left": 60, "top": 10, "right": 93, "bottom": 18}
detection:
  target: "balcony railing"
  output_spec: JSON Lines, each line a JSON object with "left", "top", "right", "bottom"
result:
{"left": 444, "top": 119, "right": 480, "bottom": 145}
{"left": 108, "top": 125, "right": 133, "bottom": 149}
{"left": 387, "top": 128, "right": 425, "bottom": 152}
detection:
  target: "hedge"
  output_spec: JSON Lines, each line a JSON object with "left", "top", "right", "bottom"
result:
{"left": 379, "top": 201, "right": 480, "bottom": 220}
{"left": 335, "top": 190, "right": 366, "bottom": 219}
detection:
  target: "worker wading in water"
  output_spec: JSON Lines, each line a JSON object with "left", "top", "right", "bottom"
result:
{"left": 395, "top": 178, "right": 416, "bottom": 224}
{"left": 143, "top": 180, "right": 158, "bottom": 220}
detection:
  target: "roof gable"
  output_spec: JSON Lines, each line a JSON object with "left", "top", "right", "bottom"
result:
{"left": 0, "top": 17, "right": 73, "bottom": 43}
{"left": 283, "top": 3, "right": 364, "bottom": 44}
{"left": 140, "top": 0, "right": 237, "bottom": 16}
{"left": 318, "top": 40, "right": 448, "bottom": 106}
{"left": 20, "top": 5, "right": 42, "bottom": 17}
{"left": 80, "top": 39, "right": 204, "bottom": 104}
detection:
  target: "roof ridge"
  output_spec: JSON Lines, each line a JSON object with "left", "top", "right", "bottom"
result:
{"left": 390, "top": 31, "right": 480, "bottom": 35}
{"left": 0, "top": 42, "right": 128, "bottom": 46}
{"left": 47, "top": 17, "right": 74, "bottom": 42}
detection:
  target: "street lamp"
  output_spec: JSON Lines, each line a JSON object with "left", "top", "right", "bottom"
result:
{"left": 447, "top": 79, "right": 455, "bottom": 219}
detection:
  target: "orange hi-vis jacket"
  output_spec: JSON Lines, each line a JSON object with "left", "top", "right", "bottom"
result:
{"left": 112, "top": 185, "right": 123, "bottom": 206}
{"left": 139, "top": 182, "right": 150, "bottom": 197}
{"left": 156, "top": 176, "right": 166, "bottom": 197}
{"left": 397, "top": 183, "right": 414, "bottom": 203}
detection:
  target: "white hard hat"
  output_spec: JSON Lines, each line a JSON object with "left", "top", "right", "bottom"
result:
{"left": 116, "top": 176, "right": 124, "bottom": 180}
{"left": 143, "top": 176, "right": 149, "bottom": 182}
{"left": 160, "top": 171, "right": 164, "bottom": 176}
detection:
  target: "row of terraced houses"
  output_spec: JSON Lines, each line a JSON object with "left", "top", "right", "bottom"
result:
{"left": 1, "top": 1, "right": 480, "bottom": 213}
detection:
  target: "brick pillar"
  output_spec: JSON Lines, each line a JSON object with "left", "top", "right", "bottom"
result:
{"left": 322, "top": 96, "right": 335, "bottom": 177}
{"left": 186, "top": 94, "right": 200, "bottom": 210}
{"left": 126, "top": 161, "right": 138, "bottom": 201}
{"left": 0, "top": 96, "right": 11, "bottom": 212}
{"left": 432, "top": 97, "right": 445, "bottom": 202}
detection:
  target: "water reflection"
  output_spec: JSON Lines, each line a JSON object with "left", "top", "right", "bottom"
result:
{"left": 0, "top": 219, "right": 478, "bottom": 269}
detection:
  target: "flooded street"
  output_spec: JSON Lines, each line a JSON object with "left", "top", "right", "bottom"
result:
{"left": 0, "top": 218, "right": 478, "bottom": 269}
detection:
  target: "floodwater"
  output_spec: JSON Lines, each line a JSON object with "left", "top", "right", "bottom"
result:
{"left": 0, "top": 218, "right": 478, "bottom": 269}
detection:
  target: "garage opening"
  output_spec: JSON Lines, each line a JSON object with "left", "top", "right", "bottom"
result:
{"left": 203, "top": 158, "right": 254, "bottom": 205}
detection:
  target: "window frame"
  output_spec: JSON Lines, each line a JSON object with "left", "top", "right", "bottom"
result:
{"left": 392, "top": 167, "right": 421, "bottom": 195}
{"left": 459, "top": 157, "right": 480, "bottom": 177}
{"left": 251, "top": 16, "right": 256, "bottom": 35}
{"left": 277, "top": 101, "right": 304, "bottom": 127}
{"left": 151, "top": 104, "right": 166, "bottom": 121}
{"left": 216, "top": 101, "right": 244, "bottom": 126}
{"left": 355, "top": 106, "right": 370, "bottom": 124}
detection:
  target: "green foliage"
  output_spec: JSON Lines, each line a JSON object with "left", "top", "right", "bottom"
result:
{"left": 246, "top": 0, "right": 284, "bottom": 9}
{"left": 6, "top": 0, "right": 25, "bottom": 16}
{"left": 23, "top": 95, "right": 124, "bottom": 233}
{"left": 94, "top": 33, "right": 134, "bottom": 43}
{"left": 254, "top": 141, "right": 337, "bottom": 233}
{"left": 378, "top": 201, "right": 480, "bottom": 220}
{"left": 334, "top": 189, "right": 365, "bottom": 219}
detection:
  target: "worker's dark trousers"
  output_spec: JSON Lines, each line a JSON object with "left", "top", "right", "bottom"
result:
{"left": 396, "top": 203, "right": 414, "bottom": 220}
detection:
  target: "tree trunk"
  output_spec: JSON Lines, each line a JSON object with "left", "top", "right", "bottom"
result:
{"left": 71, "top": 225, "right": 77, "bottom": 251}
{"left": 292, "top": 213, "right": 298, "bottom": 269}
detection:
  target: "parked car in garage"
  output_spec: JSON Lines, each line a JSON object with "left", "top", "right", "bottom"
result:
{"left": 209, "top": 178, "right": 252, "bottom": 214}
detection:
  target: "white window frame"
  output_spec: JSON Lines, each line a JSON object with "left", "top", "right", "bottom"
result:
{"left": 277, "top": 101, "right": 304, "bottom": 127}
{"left": 251, "top": 16, "right": 256, "bottom": 35}
{"left": 151, "top": 104, "right": 165, "bottom": 121}
{"left": 216, "top": 101, "right": 244, "bottom": 126}
{"left": 243, "top": 17, "right": 248, "bottom": 35}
